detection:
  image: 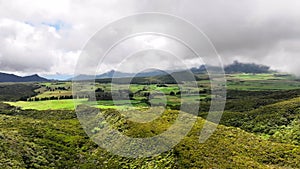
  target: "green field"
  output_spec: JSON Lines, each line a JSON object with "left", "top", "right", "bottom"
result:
{"left": 227, "top": 73, "right": 293, "bottom": 80}
{"left": 5, "top": 99, "right": 80, "bottom": 110}
{"left": 5, "top": 99, "right": 150, "bottom": 111}
{"left": 226, "top": 73, "right": 300, "bottom": 91}
{"left": 34, "top": 90, "right": 72, "bottom": 98}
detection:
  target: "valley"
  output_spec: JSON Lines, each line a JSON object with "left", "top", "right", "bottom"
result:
{"left": 1, "top": 72, "right": 300, "bottom": 168}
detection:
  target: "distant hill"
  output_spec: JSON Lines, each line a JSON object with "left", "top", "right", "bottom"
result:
{"left": 0, "top": 72, "right": 49, "bottom": 82}
{"left": 225, "top": 61, "right": 271, "bottom": 73}
{"left": 72, "top": 69, "right": 169, "bottom": 81}
{"left": 71, "top": 61, "right": 273, "bottom": 81}
{"left": 190, "top": 61, "right": 272, "bottom": 74}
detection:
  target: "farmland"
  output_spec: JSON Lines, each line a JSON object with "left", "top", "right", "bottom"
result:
{"left": 4, "top": 73, "right": 300, "bottom": 111}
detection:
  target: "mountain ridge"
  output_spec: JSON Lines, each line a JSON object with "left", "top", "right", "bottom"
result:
{"left": 71, "top": 61, "right": 272, "bottom": 81}
{"left": 0, "top": 61, "right": 273, "bottom": 82}
{"left": 0, "top": 72, "right": 49, "bottom": 82}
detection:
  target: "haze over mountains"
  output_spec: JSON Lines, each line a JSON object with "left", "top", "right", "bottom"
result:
{"left": 0, "top": 61, "right": 272, "bottom": 82}
{"left": 71, "top": 69, "right": 171, "bottom": 81}
{"left": 72, "top": 61, "right": 272, "bottom": 81}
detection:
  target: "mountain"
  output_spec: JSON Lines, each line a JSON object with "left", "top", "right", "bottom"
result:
{"left": 96, "top": 70, "right": 133, "bottom": 79}
{"left": 72, "top": 69, "right": 169, "bottom": 81}
{"left": 71, "top": 70, "right": 131, "bottom": 81}
{"left": 72, "top": 61, "right": 273, "bottom": 81}
{"left": 22, "top": 74, "right": 49, "bottom": 82}
{"left": 190, "top": 65, "right": 207, "bottom": 74}
{"left": 191, "top": 62, "right": 272, "bottom": 74}
{"left": 0, "top": 72, "right": 49, "bottom": 82}
{"left": 225, "top": 60, "right": 271, "bottom": 73}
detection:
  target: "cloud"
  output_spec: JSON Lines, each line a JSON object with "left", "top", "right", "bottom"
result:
{"left": 175, "top": 0, "right": 300, "bottom": 72}
{"left": 0, "top": 0, "right": 137, "bottom": 75}
{"left": 0, "top": 0, "right": 300, "bottom": 76}
{"left": 0, "top": 19, "right": 58, "bottom": 72}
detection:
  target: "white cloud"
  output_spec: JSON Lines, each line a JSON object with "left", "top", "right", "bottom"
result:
{"left": 0, "top": 0, "right": 141, "bottom": 76}
{"left": 0, "top": 0, "right": 300, "bottom": 77}
{"left": 0, "top": 19, "right": 57, "bottom": 71}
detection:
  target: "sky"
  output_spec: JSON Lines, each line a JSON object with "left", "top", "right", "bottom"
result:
{"left": 0, "top": 0, "right": 300, "bottom": 79}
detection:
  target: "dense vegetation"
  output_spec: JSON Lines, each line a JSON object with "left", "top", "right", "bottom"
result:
{"left": 1, "top": 103, "right": 300, "bottom": 168}
{"left": 220, "top": 97, "right": 300, "bottom": 145}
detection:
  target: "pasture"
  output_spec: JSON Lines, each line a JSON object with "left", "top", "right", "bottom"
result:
{"left": 4, "top": 73, "right": 300, "bottom": 111}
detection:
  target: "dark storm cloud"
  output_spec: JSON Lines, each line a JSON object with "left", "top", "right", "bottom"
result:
{"left": 173, "top": 0, "right": 300, "bottom": 72}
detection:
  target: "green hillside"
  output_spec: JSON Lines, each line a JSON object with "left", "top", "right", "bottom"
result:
{"left": 221, "top": 97, "right": 300, "bottom": 145}
{"left": 0, "top": 83, "right": 39, "bottom": 101}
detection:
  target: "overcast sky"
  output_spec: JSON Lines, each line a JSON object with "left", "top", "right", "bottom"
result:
{"left": 0, "top": 0, "right": 300, "bottom": 79}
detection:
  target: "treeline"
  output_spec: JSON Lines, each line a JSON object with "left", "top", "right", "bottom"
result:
{"left": 28, "top": 95, "right": 73, "bottom": 101}
{"left": 44, "top": 86, "right": 69, "bottom": 91}
{"left": 93, "top": 90, "right": 134, "bottom": 101}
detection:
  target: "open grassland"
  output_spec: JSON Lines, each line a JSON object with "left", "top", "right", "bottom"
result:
{"left": 5, "top": 94, "right": 205, "bottom": 111}
{"left": 34, "top": 90, "right": 72, "bottom": 98}
{"left": 227, "top": 80, "right": 300, "bottom": 91}
{"left": 5, "top": 99, "right": 80, "bottom": 110}
{"left": 40, "top": 82, "right": 72, "bottom": 88}
{"left": 226, "top": 73, "right": 300, "bottom": 91}
{"left": 227, "top": 73, "right": 295, "bottom": 80}
{"left": 5, "top": 99, "right": 148, "bottom": 111}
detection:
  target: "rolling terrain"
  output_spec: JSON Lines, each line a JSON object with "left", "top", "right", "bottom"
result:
{"left": 1, "top": 71, "right": 300, "bottom": 168}
{"left": 1, "top": 102, "right": 300, "bottom": 168}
